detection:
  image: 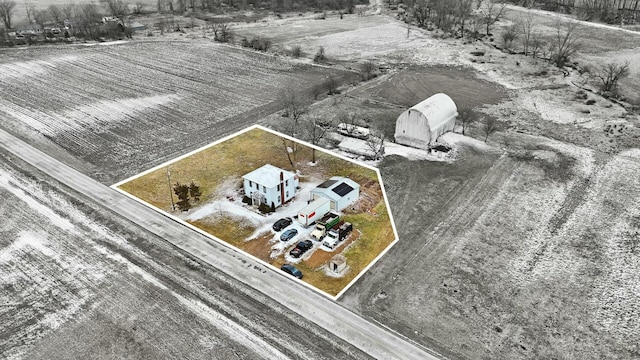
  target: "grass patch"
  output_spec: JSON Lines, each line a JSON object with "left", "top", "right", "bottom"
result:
{"left": 189, "top": 216, "right": 256, "bottom": 248}
{"left": 119, "top": 128, "right": 378, "bottom": 211}
{"left": 342, "top": 201, "right": 395, "bottom": 274}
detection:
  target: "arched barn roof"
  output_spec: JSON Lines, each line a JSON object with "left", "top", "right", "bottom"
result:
{"left": 394, "top": 93, "right": 458, "bottom": 149}
{"left": 409, "top": 93, "right": 457, "bottom": 131}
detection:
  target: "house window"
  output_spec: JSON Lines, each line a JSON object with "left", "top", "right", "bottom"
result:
{"left": 278, "top": 195, "right": 281, "bottom": 203}
{"left": 249, "top": 180, "right": 252, "bottom": 187}
{"left": 285, "top": 179, "right": 289, "bottom": 186}
{"left": 262, "top": 185, "right": 266, "bottom": 193}
{"left": 255, "top": 183, "right": 259, "bottom": 190}
{"left": 277, "top": 184, "right": 280, "bottom": 191}
{"left": 286, "top": 191, "right": 289, "bottom": 198}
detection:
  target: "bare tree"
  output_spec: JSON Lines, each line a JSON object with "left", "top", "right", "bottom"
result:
{"left": 325, "top": 75, "right": 340, "bottom": 95}
{"left": 457, "top": 108, "right": 476, "bottom": 135}
{"left": 25, "top": 1, "right": 35, "bottom": 23}
{"left": 101, "top": 0, "right": 128, "bottom": 18}
{"left": 549, "top": 20, "right": 582, "bottom": 68}
{"left": 133, "top": 2, "right": 146, "bottom": 14}
{"left": 303, "top": 115, "right": 333, "bottom": 163}
{"left": 32, "top": 9, "right": 48, "bottom": 32}
{"left": 48, "top": 5, "right": 63, "bottom": 25}
{"left": 78, "top": 3, "right": 100, "bottom": 39}
{"left": 365, "top": 131, "right": 385, "bottom": 160}
{"left": 281, "top": 90, "right": 308, "bottom": 137}
{"left": 481, "top": 116, "right": 501, "bottom": 142}
{"left": 455, "top": 0, "right": 474, "bottom": 37}
{"left": 530, "top": 30, "right": 544, "bottom": 58}
{"left": 480, "top": 1, "right": 506, "bottom": 36}
{"left": 0, "top": 0, "right": 17, "bottom": 29}
{"left": 61, "top": 3, "right": 75, "bottom": 22}
{"left": 501, "top": 23, "right": 520, "bottom": 51}
{"left": 360, "top": 61, "right": 376, "bottom": 81}
{"left": 596, "top": 61, "right": 630, "bottom": 94}
{"left": 337, "top": 110, "right": 359, "bottom": 137}
{"left": 413, "top": 0, "right": 430, "bottom": 27}
{"left": 520, "top": 14, "right": 535, "bottom": 56}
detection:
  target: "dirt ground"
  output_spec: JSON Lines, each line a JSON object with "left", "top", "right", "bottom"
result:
{"left": 341, "top": 140, "right": 640, "bottom": 360}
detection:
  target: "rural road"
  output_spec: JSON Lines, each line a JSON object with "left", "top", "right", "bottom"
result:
{"left": 0, "top": 128, "right": 440, "bottom": 360}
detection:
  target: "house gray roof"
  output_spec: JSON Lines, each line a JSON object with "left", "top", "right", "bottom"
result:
{"left": 242, "top": 164, "right": 295, "bottom": 189}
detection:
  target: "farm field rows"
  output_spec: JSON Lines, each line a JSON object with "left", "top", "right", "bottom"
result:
{"left": 0, "top": 149, "right": 371, "bottom": 360}
{"left": 341, "top": 138, "right": 640, "bottom": 359}
{"left": 0, "top": 40, "right": 356, "bottom": 184}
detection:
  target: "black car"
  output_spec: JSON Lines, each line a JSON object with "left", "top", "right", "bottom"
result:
{"left": 281, "top": 264, "right": 303, "bottom": 279}
{"left": 272, "top": 217, "right": 293, "bottom": 231}
{"left": 289, "top": 240, "right": 313, "bottom": 258}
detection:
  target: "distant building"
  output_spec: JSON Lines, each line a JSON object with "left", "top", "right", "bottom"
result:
{"left": 395, "top": 93, "right": 458, "bottom": 149}
{"left": 242, "top": 164, "right": 298, "bottom": 208}
{"left": 14, "top": 23, "right": 43, "bottom": 35}
{"left": 310, "top": 176, "right": 360, "bottom": 211}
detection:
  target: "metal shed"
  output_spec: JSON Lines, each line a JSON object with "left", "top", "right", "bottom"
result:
{"left": 394, "top": 93, "right": 458, "bottom": 149}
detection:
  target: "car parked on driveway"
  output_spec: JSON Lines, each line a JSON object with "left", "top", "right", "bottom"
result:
{"left": 281, "top": 264, "right": 303, "bottom": 279}
{"left": 272, "top": 217, "right": 292, "bottom": 231}
{"left": 289, "top": 240, "right": 313, "bottom": 258}
{"left": 280, "top": 228, "right": 298, "bottom": 242}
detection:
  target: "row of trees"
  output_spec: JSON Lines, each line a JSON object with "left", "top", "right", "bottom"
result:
{"left": 504, "top": 0, "right": 640, "bottom": 24}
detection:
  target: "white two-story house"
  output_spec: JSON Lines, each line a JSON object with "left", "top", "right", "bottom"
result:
{"left": 242, "top": 164, "right": 298, "bottom": 208}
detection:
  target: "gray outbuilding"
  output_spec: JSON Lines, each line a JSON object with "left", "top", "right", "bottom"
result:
{"left": 310, "top": 176, "right": 360, "bottom": 211}
{"left": 394, "top": 93, "right": 458, "bottom": 149}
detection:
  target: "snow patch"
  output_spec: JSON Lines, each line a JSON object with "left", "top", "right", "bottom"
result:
{"left": 175, "top": 294, "right": 290, "bottom": 360}
{"left": 4, "top": 94, "right": 179, "bottom": 137}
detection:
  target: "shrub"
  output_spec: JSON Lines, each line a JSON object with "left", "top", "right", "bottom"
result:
{"left": 585, "top": 99, "right": 596, "bottom": 105}
{"left": 242, "top": 196, "right": 252, "bottom": 204}
{"left": 313, "top": 46, "right": 327, "bottom": 63}
{"left": 291, "top": 45, "right": 303, "bottom": 58}
{"left": 258, "top": 203, "right": 272, "bottom": 214}
{"left": 470, "top": 50, "right": 485, "bottom": 56}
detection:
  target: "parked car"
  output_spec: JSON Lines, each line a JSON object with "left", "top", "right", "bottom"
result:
{"left": 280, "top": 228, "right": 298, "bottom": 242}
{"left": 290, "top": 240, "right": 313, "bottom": 258}
{"left": 272, "top": 217, "right": 293, "bottom": 231}
{"left": 281, "top": 264, "right": 303, "bottom": 279}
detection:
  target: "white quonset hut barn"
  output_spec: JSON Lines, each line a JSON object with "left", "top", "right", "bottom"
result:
{"left": 394, "top": 93, "right": 458, "bottom": 149}
{"left": 310, "top": 177, "right": 360, "bottom": 211}
{"left": 242, "top": 164, "right": 298, "bottom": 208}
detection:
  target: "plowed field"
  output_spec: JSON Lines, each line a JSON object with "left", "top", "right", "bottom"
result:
{"left": 0, "top": 41, "right": 355, "bottom": 184}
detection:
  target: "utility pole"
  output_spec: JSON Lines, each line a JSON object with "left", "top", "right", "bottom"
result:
{"left": 167, "top": 167, "right": 175, "bottom": 211}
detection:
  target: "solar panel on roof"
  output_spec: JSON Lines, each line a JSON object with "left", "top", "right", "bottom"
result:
{"left": 318, "top": 179, "right": 338, "bottom": 188}
{"left": 332, "top": 182, "right": 354, "bottom": 197}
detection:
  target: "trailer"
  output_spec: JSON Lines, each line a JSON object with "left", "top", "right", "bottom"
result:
{"left": 297, "top": 197, "right": 330, "bottom": 227}
{"left": 323, "top": 222, "right": 353, "bottom": 249}
{"left": 310, "top": 212, "right": 340, "bottom": 240}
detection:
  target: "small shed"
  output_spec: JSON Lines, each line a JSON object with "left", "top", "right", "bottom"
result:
{"left": 310, "top": 177, "right": 360, "bottom": 211}
{"left": 329, "top": 254, "right": 347, "bottom": 274}
{"left": 394, "top": 93, "right": 458, "bottom": 149}
{"left": 242, "top": 164, "right": 298, "bottom": 209}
